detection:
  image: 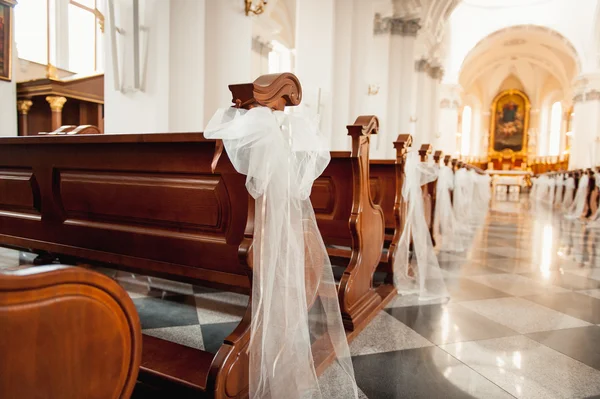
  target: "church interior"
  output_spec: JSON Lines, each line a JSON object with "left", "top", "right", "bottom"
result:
{"left": 2, "top": 0, "right": 600, "bottom": 398}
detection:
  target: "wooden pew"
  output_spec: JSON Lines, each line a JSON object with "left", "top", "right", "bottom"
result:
{"left": 418, "top": 144, "right": 435, "bottom": 241}
{"left": 311, "top": 116, "right": 396, "bottom": 332}
{"left": 38, "top": 124, "right": 101, "bottom": 135}
{"left": 0, "top": 264, "right": 141, "bottom": 399}
{"left": 370, "top": 134, "right": 412, "bottom": 282}
{"left": 444, "top": 156, "right": 454, "bottom": 203}
{"left": 0, "top": 72, "right": 323, "bottom": 398}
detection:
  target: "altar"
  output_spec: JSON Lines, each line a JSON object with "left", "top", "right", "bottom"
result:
{"left": 487, "top": 170, "right": 532, "bottom": 202}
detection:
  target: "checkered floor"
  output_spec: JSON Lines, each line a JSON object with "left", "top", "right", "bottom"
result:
{"left": 3, "top": 198, "right": 600, "bottom": 398}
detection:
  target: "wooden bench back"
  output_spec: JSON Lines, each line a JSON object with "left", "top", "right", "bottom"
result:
{"left": 311, "top": 116, "right": 382, "bottom": 249}
{"left": 370, "top": 135, "right": 412, "bottom": 242}
{"left": 0, "top": 133, "right": 253, "bottom": 289}
{"left": 0, "top": 265, "right": 141, "bottom": 399}
{"left": 418, "top": 144, "right": 434, "bottom": 231}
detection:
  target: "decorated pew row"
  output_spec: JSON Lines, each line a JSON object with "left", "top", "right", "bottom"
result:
{"left": 533, "top": 168, "right": 600, "bottom": 220}
{"left": 0, "top": 73, "right": 443, "bottom": 398}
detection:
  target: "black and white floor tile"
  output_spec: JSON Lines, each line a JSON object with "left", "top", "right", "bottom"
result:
{"left": 3, "top": 199, "right": 600, "bottom": 398}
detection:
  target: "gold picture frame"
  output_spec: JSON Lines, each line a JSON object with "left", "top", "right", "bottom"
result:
{"left": 488, "top": 89, "right": 530, "bottom": 163}
{"left": 0, "top": 0, "right": 16, "bottom": 82}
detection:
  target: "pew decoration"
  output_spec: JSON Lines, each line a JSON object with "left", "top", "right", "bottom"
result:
{"left": 205, "top": 73, "right": 358, "bottom": 399}
{"left": 434, "top": 159, "right": 463, "bottom": 252}
{"left": 532, "top": 167, "right": 600, "bottom": 223}
{"left": 393, "top": 150, "right": 448, "bottom": 300}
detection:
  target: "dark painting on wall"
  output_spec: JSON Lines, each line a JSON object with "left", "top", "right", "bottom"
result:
{"left": 490, "top": 89, "right": 530, "bottom": 153}
{"left": 0, "top": 1, "right": 13, "bottom": 81}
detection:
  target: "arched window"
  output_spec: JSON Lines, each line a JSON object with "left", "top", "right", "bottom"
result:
{"left": 548, "top": 101, "right": 562, "bottom": 156}
{"left": 461, "top": 106, "right": 472, "bottom": 155}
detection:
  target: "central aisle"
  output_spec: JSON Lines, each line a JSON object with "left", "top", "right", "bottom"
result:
{"left": 341, "top": 201, "right": 600, "bottom": 399}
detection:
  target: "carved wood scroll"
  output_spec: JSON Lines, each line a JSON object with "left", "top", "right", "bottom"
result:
{"left": 228, "top": 72, "right": 302, "bottom": 111}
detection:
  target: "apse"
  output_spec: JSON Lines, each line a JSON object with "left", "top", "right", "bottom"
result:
{"left": 455, "top": 24, "right": 580, "bottom": 170}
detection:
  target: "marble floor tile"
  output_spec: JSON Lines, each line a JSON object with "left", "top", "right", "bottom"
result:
{"left": 386, "top": 303, "right": 518, "bottom": 345}
{"left": 317, "top": 362, "right": 370, "bottom": 399}
{"left": 133, "top": 295, "right": 199, "bottom": 330}
{"left": 527, "top": 326, "right": 600, "bottom": 371}
{"left": 519, "top": 270, "right": 600, "bottom": 291}
{"left": 199, "top": 321, "right": 240, "bottom": 354}
{"left": 578, "top": 289, "right": 600, "bottom": 300}
{"left": 439, "top": 260, "right": 507, "bottom": 276}
{"left": 523, "top": 292, "right": 600, "bottom": 324}
{"left": 565, "top": 267, "right": 600, "bottom": 281}
{"left": 386, "top": 294, "right": 450, "bottom": 308}
{"left": 353, "top": 346, "right": 515, "bottom": 399}
{"left": 467, "top": 273, "right": 569, "bottom": 296}
{"left": 143, "top": 325, "right": 204, "bottom": 350}
{"left": 459, "top": 297, "right": 591, "bottom": 334}
{"left": 440, "top": 335, "right": 600, "bottom": 399}
{"left": 194, "top": 289, "right": 248, "bottom": 324}
{"left": 349, "top": 312, "right": 432, "bottom": 356}
{"left": 444, "top": 277, "right": 512, "bottom": 301}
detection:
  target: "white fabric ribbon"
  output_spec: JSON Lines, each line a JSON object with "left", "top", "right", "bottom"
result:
{"left": 562, "top": 177, "right": 575, "bottom": 209}
{"left": 434, "top": 165, "right": 464, "bottom": 252}
{"left": 566, "top": 175, "right": 589, "bottom": 219}
{"left": 393, "top": 151, "right": 448, "bottom": 300}
{"left": 205, "top": 106, "right": 357, "bottom": 399}
{"left": 554, "top": 176, "right": 564, "bottom": 206}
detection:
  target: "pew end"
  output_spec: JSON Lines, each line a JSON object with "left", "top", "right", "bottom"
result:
{"left": 0, "top": 265, "right": 141, "bottom": 399}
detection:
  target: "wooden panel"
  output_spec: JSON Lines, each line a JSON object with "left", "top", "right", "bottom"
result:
{"left": 0, "top": 168, "right": 40, "bottom": 215}
{"left": 59, "top": 171, "right": 228, "bottom": 233}
{"left": 311, "top": 177, "right": 336, "bottom": 214}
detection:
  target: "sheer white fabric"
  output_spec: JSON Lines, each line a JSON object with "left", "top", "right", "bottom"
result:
{"left": 453, "top": 168, "right": 472, "bottom": 225}
{"left": 393, "top": 151, "right": 448, "bottom": 300}
{"left": 554, "top": 176, "right": 564, "bottom": 206}
{"left": 565, "top": 175, "right": 589, "bottom": 220}
{"left": 547, "top": 178, "right": 556, "bottom": 206}
{"left": 590, "top": 175, "right": 600, "bottom": 222}
{"left": 562, "top": 177, "right": 575, "bottom": 210}
{"left": 205, "top": 107, "right": 358, "bottom": 399}
{"left": 434, "top": 165, "right": 463, "bottom": 252}
{"left": 470, "top": 170, "right": 491, "bottom": 229}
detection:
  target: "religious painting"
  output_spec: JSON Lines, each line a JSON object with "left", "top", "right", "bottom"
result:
{"left": 0, "top": 1, "right": 15, "bottom": 82}
{"left": 490, "top": 89, "right": 530, "bottom": 153}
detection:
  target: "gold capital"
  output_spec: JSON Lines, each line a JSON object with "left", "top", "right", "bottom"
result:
{"left": 17, "top": 100, "right": 33, "bottom": 115}
{"left": 46, "top": 96, "right": 67, "bottom": 112}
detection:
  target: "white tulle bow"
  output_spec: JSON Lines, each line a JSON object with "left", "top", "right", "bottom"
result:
{"left": 205, "top": 106, "right": 357, "bottom": 399}
{"left": 393, "top": 151, "right": 448, "bottom": 300}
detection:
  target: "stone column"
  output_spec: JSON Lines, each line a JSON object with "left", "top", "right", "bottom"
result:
{"left": 383, "top": 17, "right": 420, "bottom": 158}
{"left": 46, "top": 96, "right": 67, "bottom": 131}
{"left": 429, "top": 66, "right": 443, "bottom": 150}
{"left": 16, "top": 100, "right": 33, "bottom": 136}
{"left": 295, "top": 0, "right": 336, "bottom": 146}
{"left": 203, "top": 1, "right": 253, "bottom": 122}
{"left": 437, "top": 84, "right": 462, "bottom": 155}
{"left": 398, "top": 20, "right": 420, "bottom": 140}
{"left": 414, "top": 58, "right": 430, "bottom": 147}
{"left": 570, "top": 73, "right": 600, "bottom": 168}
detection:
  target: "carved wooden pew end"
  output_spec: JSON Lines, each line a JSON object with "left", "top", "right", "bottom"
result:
{"left": 0, "top": 265, "right": 141, "bottom": 398}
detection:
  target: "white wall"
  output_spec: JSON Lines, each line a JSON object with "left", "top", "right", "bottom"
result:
{"left": 295, "top": 0, "right": 335, "bottom": 145}
{"left": 104, "top": 0, "right": 170, "bottom": 133}
{"left": 169, "top": 0, "right": 206, "bottom": 132}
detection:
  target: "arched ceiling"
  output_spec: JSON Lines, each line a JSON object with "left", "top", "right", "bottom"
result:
{"left": 253, "top": 0, "right": 296, "bottom": 49}
{"left": 459, "top": 25, "right": 580, "bottom": 101}
{"left": 443, "top": 0, "right": 598, "bottom": 82}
